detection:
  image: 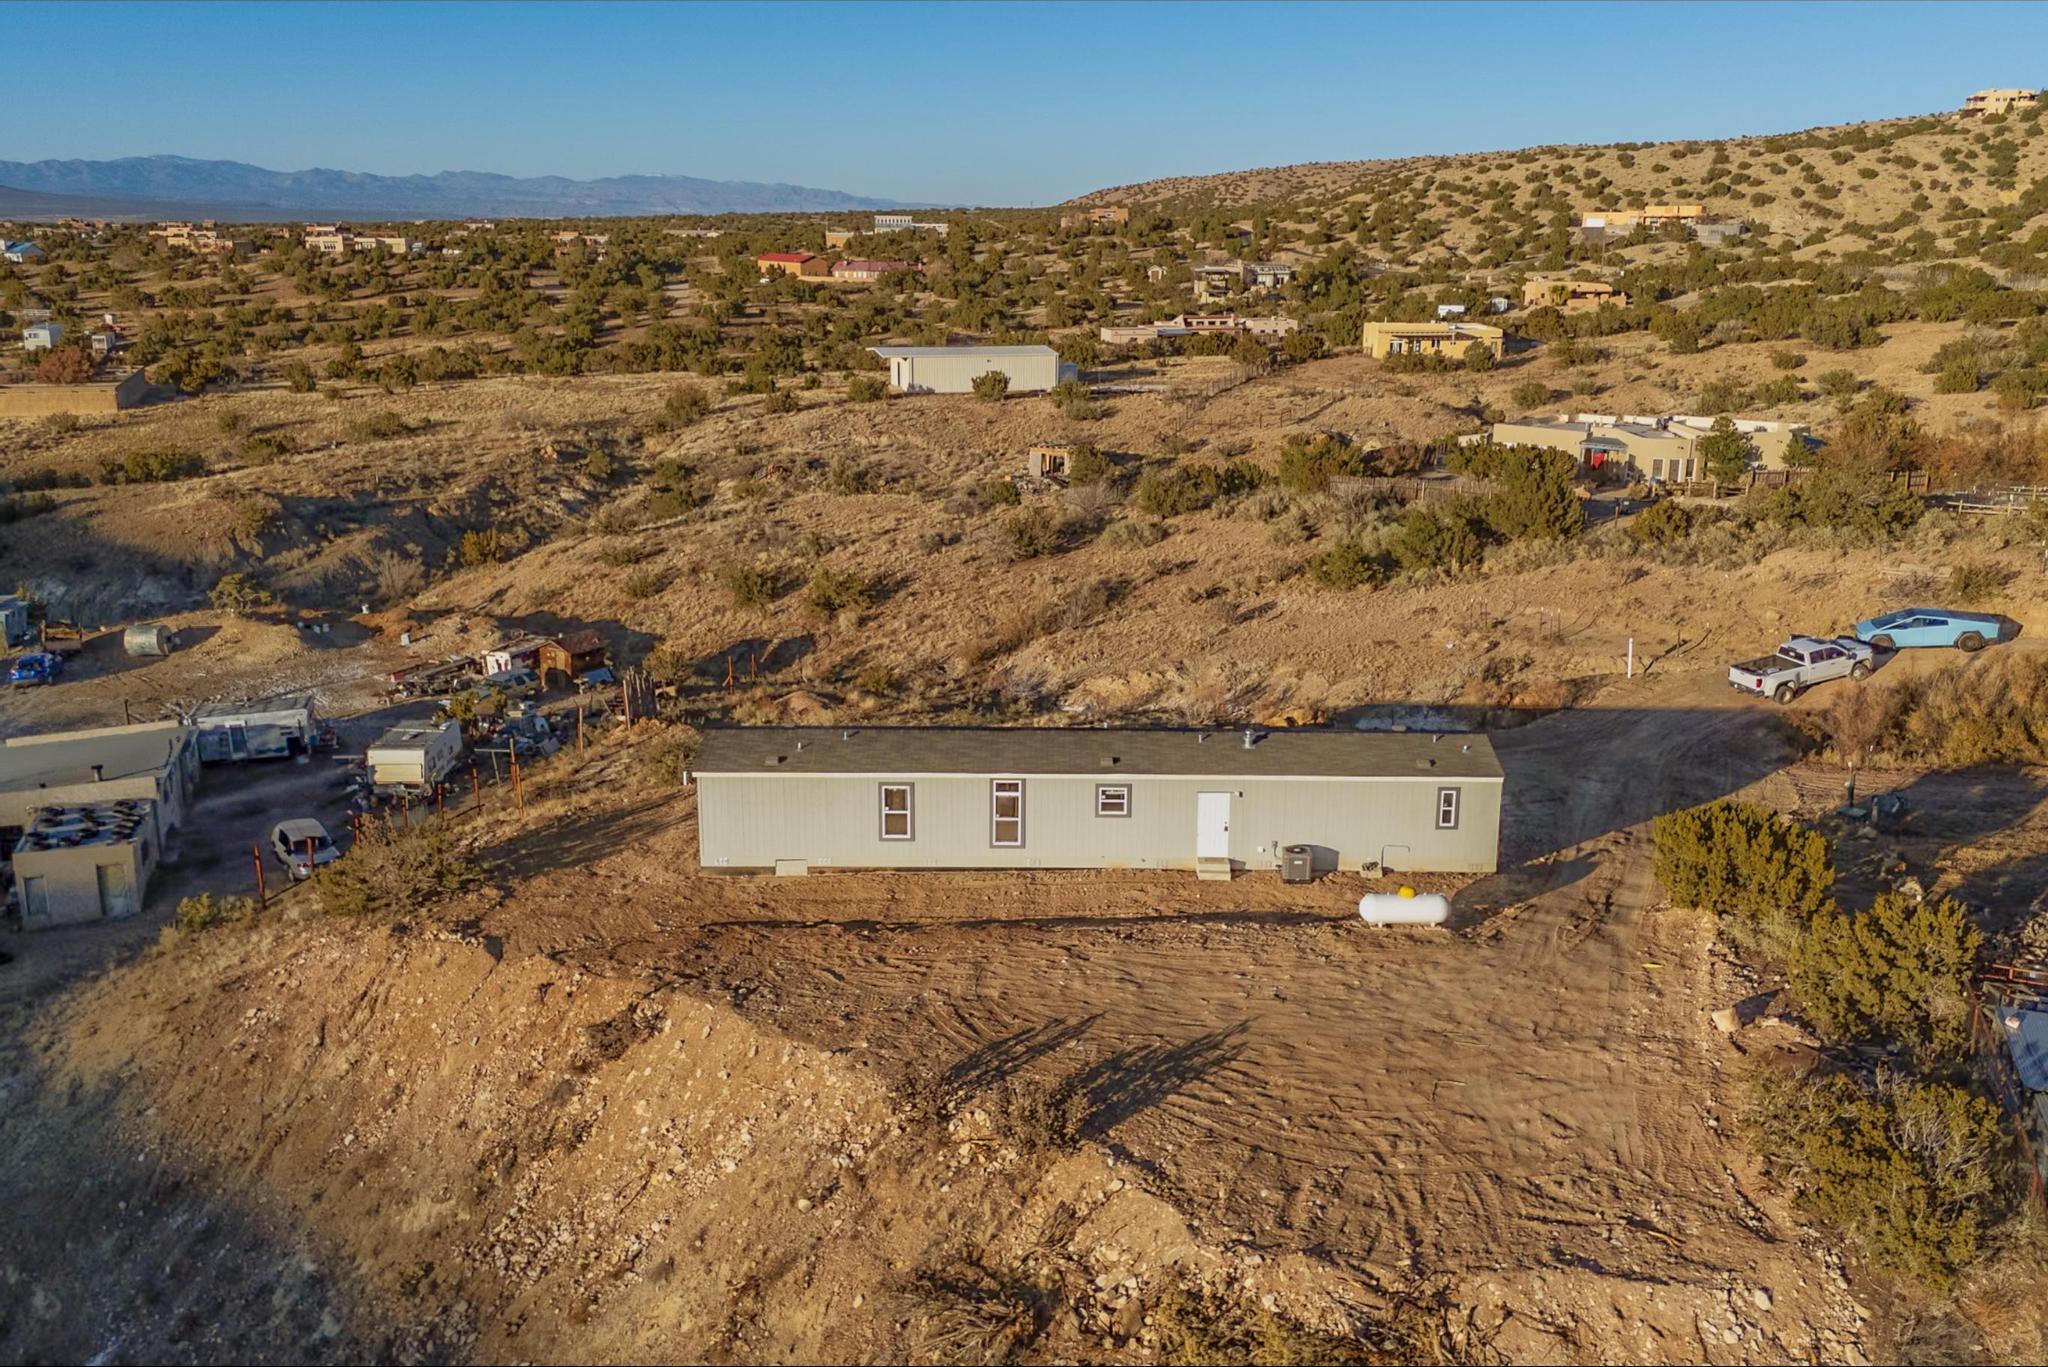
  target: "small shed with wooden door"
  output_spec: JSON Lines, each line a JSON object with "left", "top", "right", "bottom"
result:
{"left": 1026, "top": 444, "right": 1075, "bottom": 481}
{"left": 536, "top": 629, "right": 609, "bottom": 687}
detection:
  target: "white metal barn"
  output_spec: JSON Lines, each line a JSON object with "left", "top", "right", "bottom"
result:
{"left": 870, "top": 345, "right": 1075, "bottom": 395}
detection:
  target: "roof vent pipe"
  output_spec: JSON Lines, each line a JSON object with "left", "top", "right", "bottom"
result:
{"left": 91, "top": 764, "right": 103, "bottom": 782}
{"left": 1242, "top": 728, "right": 1256, "bottom": 750}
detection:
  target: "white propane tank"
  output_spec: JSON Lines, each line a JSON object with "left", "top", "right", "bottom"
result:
{"left": 1358, "top": 886, "right": 1450, "bottom": 926}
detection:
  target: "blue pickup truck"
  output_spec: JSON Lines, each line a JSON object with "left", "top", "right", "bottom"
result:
{"left": 1852, "top": 608, "right": 2009, "bottom": 653}
{"left": 6, "top": 651, "right": 63, "bottom": 687}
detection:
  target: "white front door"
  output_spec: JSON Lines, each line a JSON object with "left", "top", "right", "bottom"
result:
{"left": 1196, "top": 791, "right": 1231, "bottom": 860}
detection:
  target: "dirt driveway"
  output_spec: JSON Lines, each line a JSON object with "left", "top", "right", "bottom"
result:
{"left": 478, "top": 664, "right": 1860, "bottom": 1358}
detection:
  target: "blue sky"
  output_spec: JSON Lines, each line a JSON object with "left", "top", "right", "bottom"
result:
{"left": 7, "top": 1, "right": 2045, "bottom": 205}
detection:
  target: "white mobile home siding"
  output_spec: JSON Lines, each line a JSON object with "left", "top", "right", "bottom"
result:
{"left": 873, "top": 346, "right": 1070, "bottom": 395}
{"left": 698, "top": 771, "right": 1500, "bottom": 874}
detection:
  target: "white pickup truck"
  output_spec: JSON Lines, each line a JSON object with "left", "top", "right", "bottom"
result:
{"left": 1728, "top": 635, "right": 1874, "bottom": 704}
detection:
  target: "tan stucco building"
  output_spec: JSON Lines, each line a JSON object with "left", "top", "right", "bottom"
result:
{"left": 1964, "top": 88, "right": 2039, "bottom": 116}
{"left": 1361, "top": 320, "right": 1505, "bottom": 361}
{"left": 1523, "top": 279, "right": 1629, "bottom": 312}
{"left": 1485, "top": 412, "right": 1811, "bottom": 479}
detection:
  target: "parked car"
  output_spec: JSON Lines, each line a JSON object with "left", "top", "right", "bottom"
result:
{"left": 6, "top": 651, "right": 63, "bottom": 687}
{"left": 484, "top": 667, "right": 541, "bottom": 697}
{"left": 270, "top": 818, "right": 340, "bottom": 879}
{"left": 1728, "top": 635, "right": 1874, "bottom": 704}
{"left": 1853, "top": 607, "right": 2009, "bottom": 653}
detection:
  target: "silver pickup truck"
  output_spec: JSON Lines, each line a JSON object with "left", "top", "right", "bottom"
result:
{"left": 1728, "top": 635, "right": 1874, "bottom": 703}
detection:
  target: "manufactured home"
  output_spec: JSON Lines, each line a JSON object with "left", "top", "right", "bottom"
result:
{"left": 694, "top": 726, "right": 1503, "bottom": 878}
{"left": 869, "top": 345, "right": 1075, "bottom": 395}
{"left": 193, "top": 693, "right": 319, "bottom": 762}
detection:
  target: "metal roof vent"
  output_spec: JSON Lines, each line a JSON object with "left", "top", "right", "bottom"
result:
{"left": 1417, "top": 757, "right": 1437, "bottom": 769}
{"left": 1242, "top": 728, "right": 1259, "bottom": 750}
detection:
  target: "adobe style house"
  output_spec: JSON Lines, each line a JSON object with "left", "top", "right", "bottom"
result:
{"left": 1485, "top": 412, "right": 1812, "bottom": 479}
{"left": 1522, "top": 279, "right": 1629, "bottom": 312}
{"left": 830, "top": 258, "right": 913, "bottom": 282}
{"left": 756, "top": 251, "right": 831, "bottom": 278}
{"left": 1964, "top": 88, "right": 2039, "bottom": 116}
{"left": 1361, "top": 320, "right": 1506, "bottom": 361}
{"left": 1059, "top": 205, "right": 1130, "bottom": 229}
{"left": 693, "top": 726, "right": 1503, "bottom": 879}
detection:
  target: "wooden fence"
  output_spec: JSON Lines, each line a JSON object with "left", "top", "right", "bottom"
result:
{"left": 1329, "top": 474, "right": 1495, "bottom": 504}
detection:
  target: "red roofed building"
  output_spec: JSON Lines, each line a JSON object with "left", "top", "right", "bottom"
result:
{"left": 830, "top": 258, "right": 914, "bottom": 282}
{"left": 756, "top": 251, "right": 830, "bottom": 278}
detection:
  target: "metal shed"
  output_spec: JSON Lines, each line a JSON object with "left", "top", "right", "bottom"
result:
{"left": 694, "top": 726, "right": 1504, "bottom": 878}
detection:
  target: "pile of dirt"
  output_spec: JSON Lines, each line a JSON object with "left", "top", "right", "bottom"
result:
{"left": 0, "top": 915, "right": 1437, "bottom": 1364}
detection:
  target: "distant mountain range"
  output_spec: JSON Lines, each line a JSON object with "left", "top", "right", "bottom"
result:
{"left": 0, "top": 155, "right": 917, "bottom": 221}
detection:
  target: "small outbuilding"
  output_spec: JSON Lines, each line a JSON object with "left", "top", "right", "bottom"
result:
{"left": 11, "top": 798, "right": 159, "bottom": 928}
{"left": 535, "top": 629, "right": 608, "bottom": 686}
{"left": 0, "top": 722, "right": 197, "bottom": 847}
{"left": 694, "top": 726, "right": 1503, "bottom": 878}
{"left": 0, "top": 594, "right": 32, "bottom": 647}
{"left": 21, "top": 321, "right": 63, "bottom": 353}
{"left": 367, "top": 720, "right": 465, "bottom": 795}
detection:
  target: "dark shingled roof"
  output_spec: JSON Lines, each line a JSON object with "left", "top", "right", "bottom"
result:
{"left": 694, "top": 726, "right": 1503, "bottom": 780}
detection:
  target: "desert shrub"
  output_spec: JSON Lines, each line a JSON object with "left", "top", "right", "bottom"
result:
{"left": 826, "top": 456, "right": 872, "bottom": 495}
{"left": 638, "top": 727, "right": 698, "bottom": 786}
{"left": 1884, "top": 653, "right": 2048, "bottom": 766}
{"left": 0, "top": 492, "right": 57, "bottom": 524}
{"left": 34, "top": 346, "right": 96, "bottom": 384}
{"left": 762, "top": 388, "right": 799, "bottom": 414}
{"left": 970, "top": 369, "right": 1011, "bottom": 402}
{"left": 174, "top": 893, "right": 256, "bottom": 935}
{"left": 282, "top": 361, "right": 316, "bottom": 392}
{"left": 1626, "top": 499, "right": 1693, "bottom": 545}
{"left": 98, "top": 447, "right": 204, "bottom": 485}
{"left": 1462, "top": 341, "right": 1497, "bottom": 372}
{"left": 208, "top": 572, "right": 272, "bottom": 616}
{"left": 1307, "top": 541, "right": 1388, "bottom": 589}
{"left": 847, "top": 373, "right": 886, "bottom": 403}
{"left": 238, "top": 432, "right": 296, "bottom": 464}
{"left": 42, "top": 412, "right": 80, "bottom": 434}
{"left": 1934, "top": 356, "right": 1983, "bottom": 394}
{"left": 457, "top": 528, "right": 504, "bottom": 567}
{"left": 1651, "top": 800, "right": 1834, "bottom": 955}
{"left": 720, "top": 561, "right": 781, "bottom": 608}
{"left": 1049, "top": 378, "right": 1099, "bottom": 420}
{"left": 1510, "top": 380, "right": 1552, "bottom": 409}
{"left": 1100, "top": 517, "right": 1167, "bottom": 549}
{"left": 1275, "top": 432, "right": 1367, "bottom": 495}
{"left": 584, "top": 447, "right": 619, "bottom": 481}
{"left": 1816, "top": 369, "right": 1862, "bottom": 402}
{"left": 979, "top": 478, "right": 1021, "bottom": 506}
{"left": 1002, "top": 507, "right": 1065, "bottom": 560}
{"left": 343, "top": 410, "right": 408, "bottom": 441}
{"left": 1744, "top": 1069, "right": 2005, "bottom": 1289}
{"left": 1789, "top": 893, "right": 1981, "bottom": 1059}
{"left": 1770, "top": 348, "right": 1808, "bottom": 371}
{"left": 641, "top": 489, "right": 696, "bottom": 522}
{"left": 1066, "top": 444, "right": 1110, "bottom": 485}
{"left": 1132, "top": 460, "right": 1263, "bottom": 516}
{"left": 621, "top": 567, "right": 665, "bottom": 600}
{"left": 1750, "top": 468, "right": 1923, "bottom": 538}
{"left": 660, "top": 383, "right": 712, "bottom": 427}
{"left": 318, "top": 821, "right": 482, "bottom": 920}
{"left": 1485, "top": 449, "right": 1582, "bottom": 541}
{"left": 1387, "top": 502, "right": 1486, "bottom": 573}
{"left": 216, "top": 410, "right": 251, "bottom": 436}
{"left": 1750, "top": 374, "right": 1802, "bottom": 406}
{"left": 1148, "top": 1281, "right": 1383, "bottom": 1366}
{"left": 1947, "top": 562, "right": 2005, "bottom": 604}
{"left": 804, "top": 567, "right": 876, "bottom": 617}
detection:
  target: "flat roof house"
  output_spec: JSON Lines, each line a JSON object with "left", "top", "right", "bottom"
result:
{"left": 755, "top": 251, "right": 830, "bottom": 278}
{"left": 1193, "top": 263, "right": 1247, "bottom": 301}
{"left": 11, "top": 798, "right": 159, "bottom": 929}
{"left": 1964, "top": 88, "right": 2039, "bottom": 116}
{"left": 873, "top": 214, "right": 949, "bottom": 237}
{"left": 694, "top": 726, "right": 1503, "bottom": 879}
{"left": 0, "top": 721, "right": 198, "bottom": 850}
{"left": 1487, "top": 412, "right": 1811, "bottom": 479}
{"left": 870, "top": 345, "right": 1075, "bottom": 395}
{"left": 22, "top": 321, "right": 63, "bottom": 353}
{"left": 830, "top": 258, "right": 914, "bottom": 282}
{"left": 1522, "top": 279, "right": 1629, "bottom": 312}
{"left": 1361, "top": 320, "right": 1505, "bottom": 360}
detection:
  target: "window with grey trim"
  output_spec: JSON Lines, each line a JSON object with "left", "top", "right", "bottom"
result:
{"left": 879, "top": 783, "right": 914, "bottom": 840}
{"left": 992, "top": 779, "right": 1024, "bottom": 846}
{"left": 1096, "top": 784, "right": 1131, "bottom": 818}
{"left": 1436, "top": 786, "right": 1460, "bottom": 830}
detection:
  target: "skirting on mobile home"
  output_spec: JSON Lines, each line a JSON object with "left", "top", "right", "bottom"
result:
{"left": 693, "top": 727, "right": 1503, "bottom": 876}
